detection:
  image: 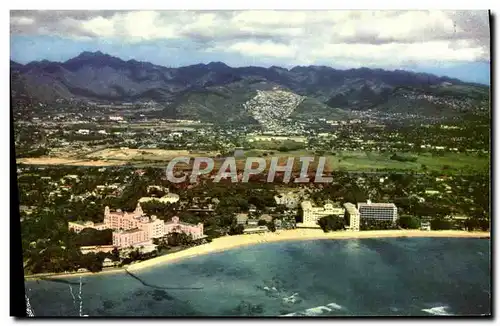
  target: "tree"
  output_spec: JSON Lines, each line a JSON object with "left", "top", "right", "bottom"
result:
{"left": 317, "top": 215, "right": 345, "bottom": 233}
{"left": 111, "top": 247, "right": 120, "bottom": 262}
{"left": 360, "top": 219, "right": 396, "bottom": 230}
{"left": 465, "top": 218, "right": 490, "bottom": 231}
{"left": 166, "top": 232, "right": 193, "bottom": 246}
{"left": 278, "top": 146, "right": 290, "bottom": 152}
{"left": 430, "top": 218, "right": 452, "bottom": 230}
{"left": 397, "top": 215, "right": 421, "bottom": 229}
{"left": 74, "top": 228, "right": 113, "bottom": 246}
{"left": 228, "top": 224, "right": 244, "bottom": 235}
{"left": 267, "top": 221, "right": 276, "bottom": 232}
{"left": 80, "top": 252, "right": 103, "bottom": 272}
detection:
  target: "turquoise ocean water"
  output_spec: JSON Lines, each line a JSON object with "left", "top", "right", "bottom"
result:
{"left": 25, "top": 237, "right": 491, "bottom": 316}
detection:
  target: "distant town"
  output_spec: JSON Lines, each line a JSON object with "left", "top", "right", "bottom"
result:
{"left": 14, "top": 64, "right": 490, "bottom": 277}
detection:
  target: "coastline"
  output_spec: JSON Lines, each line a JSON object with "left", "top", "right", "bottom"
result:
{"left": 127, "top": 229, "right": 489, "bottom": 273}
{"left": 24, "top": 266, "right": 126, "bottom": 280}
{"left": 25, "top": 229, "right": 489, "bottom": 280}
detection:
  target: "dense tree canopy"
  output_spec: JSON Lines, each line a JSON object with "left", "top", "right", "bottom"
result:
{"left": 317, "top": 215, "right": 345, "bottom": 232}
{"left": 397, "top": 215, "right": 421, "bottom": 229}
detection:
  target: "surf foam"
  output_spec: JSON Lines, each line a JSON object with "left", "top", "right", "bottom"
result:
{"left": 280, "top": 302, "right": 344, "bottom": 316}
{"left": 422, "top": 306, "right": 452, "bottom": 316}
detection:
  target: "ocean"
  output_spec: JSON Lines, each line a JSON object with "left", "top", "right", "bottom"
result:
{"left": 24, "top": 237, "right": 491, "bottom": 317}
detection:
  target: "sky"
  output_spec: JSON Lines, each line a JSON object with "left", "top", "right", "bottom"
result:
{"left": 10, "top": 10, "right": 491, "bottom": 84}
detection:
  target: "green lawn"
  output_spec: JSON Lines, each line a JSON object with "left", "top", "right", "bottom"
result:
{"left": 243, "top": 150, "right": 489, "bottom": 173}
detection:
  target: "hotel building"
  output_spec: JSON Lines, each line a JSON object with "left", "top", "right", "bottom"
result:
{"left": 357, "top": 200, "right": 398, "bottom": 222}
{"left": 300, "top": 201, "right": 345, "bottom": 227}
{"left": 343, "top": 202, "right": 360, "bottom": 231}
{"left": 164, "top": 216, "right": 205, "bottom": 240}
{"left": 68, "top": 202, "right": 205, "bottom": 249}
{"left": 112, "top": 228, "right": 150, "bottom": 248}
{"left": 68, "top": 221, "right": 108, "bottom": 233}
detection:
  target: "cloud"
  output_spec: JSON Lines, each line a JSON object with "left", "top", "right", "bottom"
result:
{"left": 214, "top": 41, "right": 297, "bottom": 58}
{"left": 10, "top": 10, "right": 490, "bottom": 66}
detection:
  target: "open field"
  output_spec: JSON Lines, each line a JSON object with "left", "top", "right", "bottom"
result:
{"left": 17, "top": 149, "right": 489, "bottom": 174}
{"left": 86, "top": 148, "right": 219, "bottom": 161}
{"left": 16, "top": 157, "right": 127, "bottom": 166}
{"left": 324, "top": 151, "right": 489, "bottom": 172}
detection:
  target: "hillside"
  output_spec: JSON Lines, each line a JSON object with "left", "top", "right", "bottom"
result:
{"left": 10, "top": 52, "right": 490, "bottom": 122}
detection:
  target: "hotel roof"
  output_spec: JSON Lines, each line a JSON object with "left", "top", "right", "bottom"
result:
{"left": 343, "top": 202, "right": 359, "bottom": 213}
{"left": 114, "top": 228, "right": 144, "bottom": 234}
{"left": 358, "top": 202, "right": 396, "bottom": 208}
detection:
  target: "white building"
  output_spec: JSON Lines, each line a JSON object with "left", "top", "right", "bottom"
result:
{"left": 357, "top": 201, "right": 398, "bottom": 222}
{"left": 300, "top": 201, "right": 345, "bottom": 227}
{"left": 138, "top": 193, "right": 180, "bottom": 204}
{"left": 343, "top": 202, "right": 360, "bottom": 231}
{"left": 274, "top": 192, "right": 300, "bottom": 209}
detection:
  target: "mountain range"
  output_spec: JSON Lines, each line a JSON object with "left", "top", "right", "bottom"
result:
{"left": 10, "top": 51, "right": 489, "bottom": 122}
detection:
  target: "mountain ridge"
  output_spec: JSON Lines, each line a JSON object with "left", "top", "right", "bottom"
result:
{"left": 11, "top": 51, "right": 473, "bottom": 86}
{"left": 10, "top": 51, "right": 489, "bottom": 122}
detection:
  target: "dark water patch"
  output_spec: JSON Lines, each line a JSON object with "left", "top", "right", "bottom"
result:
{"left": 25, "top": 238, "right": 491, "bottom": 316}
{"left": 151, "top": 289, "right": 174, "bottom": 301}
{"left": 102, "top": 300, "right": 115, "bottom": 310}
{"left": 124, "top": 269, "right": 203, "bottom": 290}
{"left": 223, "top": 300, "right": 265, "bottom": 316}
{"left": 39, "top": 277, "right": 87, "bottom": 286}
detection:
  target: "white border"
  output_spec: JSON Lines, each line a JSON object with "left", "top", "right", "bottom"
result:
{"left": 4, "top": 0, "right": 498, "bottom": 10}
{"left": 2, "top": 1, "right": 497, "bottom": 325}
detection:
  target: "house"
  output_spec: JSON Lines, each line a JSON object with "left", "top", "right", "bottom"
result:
{"left": 243, "top": 226, "right": 268, "bottom": 234}
{"left": 421, "top": 221, "right": 431, "bottom": 231}
{"left": 79, "top": 245, "right": 115, "bottom": 254}
{"left": 69, "top": 221, "right": 108, "bottom": 233}
{"left": 236, "top": 213, "right": 249, "bottom": 225}
{"left": 247, "top": 219, "right": 260, "bottom": 226}
{"left": 274, "top": 192, "right": 300, "bottom": 209}
{"left": 103, "top": 258, "right": 116, "bottom": 268}
{"left": 258, "top": 214, "right": 273, "bottom": 223}
{"left": 138, "top": 193, "right": 180, "bottom": 204}
{"left": 448, "top": 215, "right": 469, "bottom": 221}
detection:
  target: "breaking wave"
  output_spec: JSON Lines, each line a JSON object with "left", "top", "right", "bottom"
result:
{"left": 281, "top": 302, "right": 344, "bottom": 316}
{"left": 422, "top": 305, "right": 453, "bottom": 316}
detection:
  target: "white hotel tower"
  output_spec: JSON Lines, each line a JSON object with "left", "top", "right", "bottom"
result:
{"left": 357, "top": 200, "right": 398, "bottom": 222}
{"left": 343, "top": 202, "right": 360, "bottom": 231}
{"left": 300, "top": 201, "right": 345, "bottom": 227}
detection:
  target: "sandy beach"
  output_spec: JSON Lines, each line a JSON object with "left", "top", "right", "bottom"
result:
{"left": 25, "top": 229, "right": 489, "bottom": 280}
{"left": 126, "top": 229, "right": 490, "bottom": 272}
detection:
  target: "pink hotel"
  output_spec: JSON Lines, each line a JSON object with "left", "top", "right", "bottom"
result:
{"left": 68, "top": 202, "right": 205, "bottom": 249}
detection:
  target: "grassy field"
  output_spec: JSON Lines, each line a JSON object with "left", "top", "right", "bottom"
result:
{"left": 17, "top": 149, "right": 489, "bottom": 174}
{"left": 324, "top": 151, "right": 489, "bottom": 173}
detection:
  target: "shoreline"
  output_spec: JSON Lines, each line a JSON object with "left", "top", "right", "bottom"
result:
{"left": 25, "top": 229, "right": 490, "bottom": 280}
